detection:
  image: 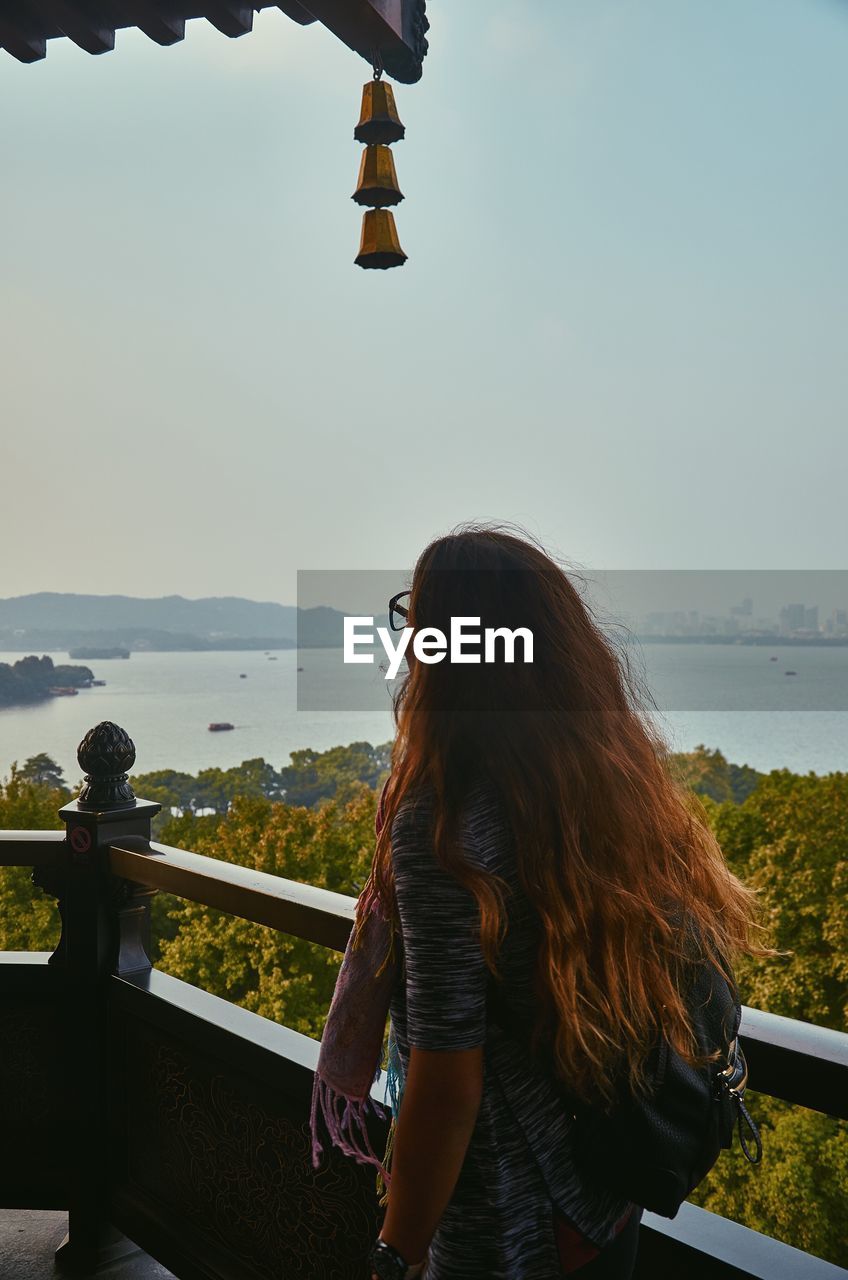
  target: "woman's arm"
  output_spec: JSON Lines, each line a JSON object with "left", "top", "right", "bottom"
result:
{"left": 380, "top": 796, "right": 491, "bottom": 1274}
{"left": 376, "top": 1044, "right": 485, "bottom": 1270}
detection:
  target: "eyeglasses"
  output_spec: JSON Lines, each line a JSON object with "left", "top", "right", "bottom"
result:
{"left": 388, "top": 591, "right": 411, "bottom": 632}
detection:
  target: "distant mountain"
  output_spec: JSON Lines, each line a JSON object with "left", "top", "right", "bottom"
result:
{"left": 0, "top": 593, "right": 298, "bottom": 638}
{"left": 298, "top": 606, "right": 368, "bottom": 649}
{"left": 0, "top": 593, "right": 352, "bottom": 652}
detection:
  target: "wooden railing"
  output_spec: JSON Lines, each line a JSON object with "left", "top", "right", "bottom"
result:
{"left": 1, "top": 722, "right": 846, "bottom": 1279}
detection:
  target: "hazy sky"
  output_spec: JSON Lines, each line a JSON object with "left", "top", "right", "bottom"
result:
{"left": 1, "top": 0, "right": 845, "bottom": 605}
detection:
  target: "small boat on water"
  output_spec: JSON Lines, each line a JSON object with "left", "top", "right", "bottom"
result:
{"left": 91, "top": 679, "right": 106, "bottom": 686}
{"left": 208, "top": 722, "right": 235, "bottom": 732}
{"left": 770, "top": 656, "right": 778, "bottom": 661}
{"left": 49, "top": 687, "right": 79, "bottom": 696}
{"left": 267, "top": 656, "right": 278, "bottom": 661}
{"left": 239, "top": 674, "right": 247, "bottom": 678}
{"left": 785, "top": 671, "right": 797, "bottom": 677}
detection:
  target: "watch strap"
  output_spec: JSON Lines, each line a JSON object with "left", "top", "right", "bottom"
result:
{"left": 370, "top": 1238, "right": 410, "bottom": 1279}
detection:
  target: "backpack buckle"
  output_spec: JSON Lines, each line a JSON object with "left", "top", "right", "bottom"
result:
{"left": 717, "top": 1037, "right": 748, "bottom": 1096}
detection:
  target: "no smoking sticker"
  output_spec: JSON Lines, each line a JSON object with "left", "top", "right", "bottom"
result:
{"left": 69, "top": 827, "right": 92, "bottom": 855}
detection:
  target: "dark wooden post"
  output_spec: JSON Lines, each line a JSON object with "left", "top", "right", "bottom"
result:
{"left": 50, "top": 721, "right": 160, "bottom": 1275}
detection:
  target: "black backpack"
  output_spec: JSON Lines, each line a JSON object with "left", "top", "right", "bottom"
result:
{"left": 488, "top": 952, "right": 763, "bottom": 1218}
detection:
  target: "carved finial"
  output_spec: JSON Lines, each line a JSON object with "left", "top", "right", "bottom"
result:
{"left": 76, "top": 721, "right": 137, "bottom": 810}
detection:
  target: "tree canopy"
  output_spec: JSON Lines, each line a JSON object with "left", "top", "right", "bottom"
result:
{"left": 131, "top": 739, "right": 392, "bottom": 822}
{"left": 0, "top": 656, "right": 94, "bottom": 707}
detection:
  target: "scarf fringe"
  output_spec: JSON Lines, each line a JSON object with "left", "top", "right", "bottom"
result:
{"left": 310, "top": 1073, "right": 393, "bottom": 1186}
{"left": 376, "top": 1117, "right": 396, "bottom": 1207}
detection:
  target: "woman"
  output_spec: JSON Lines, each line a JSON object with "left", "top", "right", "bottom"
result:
{"left": 323, "top": 526, "right": 767, "bottom": 1280}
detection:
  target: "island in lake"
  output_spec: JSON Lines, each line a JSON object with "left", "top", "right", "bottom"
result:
{"left": 68, "top": 646, "right": 130, "bottom": 660}
{"left": 0, "top": 655, "right": 95, "bottom": 709}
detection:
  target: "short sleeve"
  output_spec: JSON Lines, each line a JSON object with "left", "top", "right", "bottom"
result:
{"left": 391, "top": 798, "right": 488, "bottom": 1051}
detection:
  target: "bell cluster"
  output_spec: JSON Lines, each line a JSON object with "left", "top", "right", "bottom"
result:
{"left": 352, "top": 79, "right": 407, "bottom": 270}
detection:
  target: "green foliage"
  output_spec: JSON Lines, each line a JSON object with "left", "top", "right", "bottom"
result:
{"left": 277, "top": 741, "right": 392, "bottom": 808}
{"left": 16, "top": 752, "right": 67, "bottom": 790}
{"left": 713, "top": 770, "right": 848, "bottom": 1033}
{"left": 689, "top": 1094, "right": 848, "bottom": 1266}
{"left": 131, "top": 761, "right": 278, "bottom": 817}
{"left": 0, "top": 758, "right": 67, "bottom": 950}
{"left": 684, "top": 767, "right": 848, "bottom": 1266}
{"left": 671, "top": 744, "right": 763, "bottom": 805}
{"left": 154, "top": 786, "right": 378, "bottom": 1037}
{"left": 131, "top": 740, "right": 392, "bottom": 823}
{"left": 127, "top": 768, "right": 198, "bottom": 815}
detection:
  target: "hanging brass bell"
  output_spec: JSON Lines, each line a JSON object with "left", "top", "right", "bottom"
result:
{"left": 352, "top": 144, "right": 404, "bottom": 208}
{"left": 355, "top": 209, "right": 407, "bottom": 270}
{"left": 354, "top": 80, "right": 405, "bottom": 145}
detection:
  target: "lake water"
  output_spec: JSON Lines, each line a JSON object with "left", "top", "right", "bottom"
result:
{"left": 0, "top": 646, "right": 845, "bottom": 781}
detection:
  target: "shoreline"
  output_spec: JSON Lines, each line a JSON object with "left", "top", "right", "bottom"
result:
{"left": 635, "top": 635, "right": 848, "bottom": 646}
{"left": 2, "top": 636, "right": 846, "bottom": 653}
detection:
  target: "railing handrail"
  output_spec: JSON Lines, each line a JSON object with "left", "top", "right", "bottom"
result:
{"left": 0, "top": 828, "right": 357, "bottom": 948}
{"left": 739, "top": 1004, "right": 848, "bottom": 1070}
{"left": 3, "top": 825, "right": 848, "bottom": 1121}
{"left": 107, "top": 836, "right": 848, "bottom": 1119}
{"left": 110, "top": 836, "right": 355, "bottom": 951}
{"left": 0, "top": 829, "right": 64, "bottom": 865}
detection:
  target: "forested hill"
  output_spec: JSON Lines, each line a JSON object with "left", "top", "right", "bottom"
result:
{"left": 0, "top": 594, "right": 353, "bottom": 650}
{"left": 0, "top": 593, "right": 298, "bottom": 640}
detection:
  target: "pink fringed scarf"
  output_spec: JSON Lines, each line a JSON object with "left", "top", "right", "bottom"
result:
{"left": 309, "top": 788, "right": 404, "bottom": 1200}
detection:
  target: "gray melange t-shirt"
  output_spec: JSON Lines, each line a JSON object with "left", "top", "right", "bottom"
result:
{"left": 387, "top": 778, "right": 634, "bottom": 1280}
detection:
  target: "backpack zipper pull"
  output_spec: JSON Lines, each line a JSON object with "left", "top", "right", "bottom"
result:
{"left": 732, "top": 1092, "right": 763, "bottom": 1165}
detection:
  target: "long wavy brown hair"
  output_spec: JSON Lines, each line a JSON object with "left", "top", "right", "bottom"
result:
{"left": 356, "top": 526, "right": 772, "bottom": 1108}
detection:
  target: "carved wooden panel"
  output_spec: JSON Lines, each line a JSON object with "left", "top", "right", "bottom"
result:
{"left": 0, "top": 1004, "right": 65, "bottom": 1203}
{"left": 121, "top": 1020, "right": 383, "bottom": 1279}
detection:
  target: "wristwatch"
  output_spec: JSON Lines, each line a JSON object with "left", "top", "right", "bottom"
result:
{"left": 367, "top": 1237, "right": 425, "bottom": 1279}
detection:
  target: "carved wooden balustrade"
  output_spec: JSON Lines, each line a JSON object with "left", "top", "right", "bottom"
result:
{"left": 0, "top": 722, "right": 846, "bottom": 1278}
